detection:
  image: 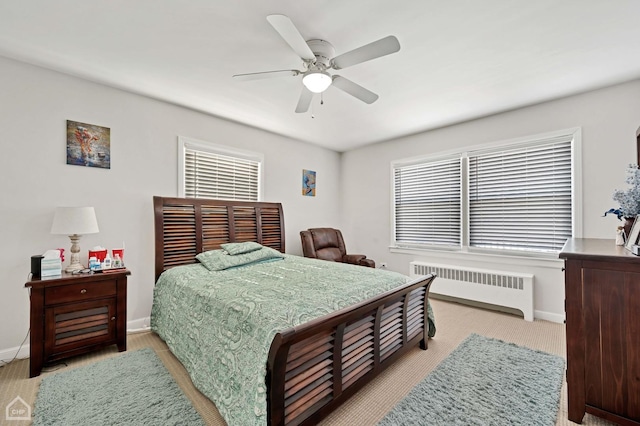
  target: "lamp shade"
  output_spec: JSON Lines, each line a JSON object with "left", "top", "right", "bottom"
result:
{"left": 302, "top": 71, "right": 332, "bottom": 93}
{"left": 51, "top": 207, "right": 99, "bottom": 235}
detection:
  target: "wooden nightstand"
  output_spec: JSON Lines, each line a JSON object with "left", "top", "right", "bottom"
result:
{"left": 25, "top": 269, "right": 130, "bottom": 377}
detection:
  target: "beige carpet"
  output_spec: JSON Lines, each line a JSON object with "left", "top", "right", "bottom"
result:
{"left": 0, "top": 299, "right": 615, "bottom": 426}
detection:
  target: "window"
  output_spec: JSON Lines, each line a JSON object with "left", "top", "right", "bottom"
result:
{"left": 394, "top": 156, "right": 462, "bottom": 247}
{"left": 392, "top": 129, "right": 579, "bottom": 254}
{"left": 468, "top": 138, "right": 572, "bottom": 252}
{"left": 178, "top": 136, "right": 263, "bottom": 201}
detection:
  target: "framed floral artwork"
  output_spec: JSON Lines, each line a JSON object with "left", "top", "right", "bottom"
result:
{"left": 66, "top": 120, "right": 111, "bottom": 169}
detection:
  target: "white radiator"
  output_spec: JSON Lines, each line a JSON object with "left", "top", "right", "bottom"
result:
{"left": 410, "top": 261, "right": 534, "bottom": 321}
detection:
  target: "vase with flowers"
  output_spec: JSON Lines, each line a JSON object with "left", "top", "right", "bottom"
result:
{"left": 604, "top": 163, "right": 640, "bottom": 240}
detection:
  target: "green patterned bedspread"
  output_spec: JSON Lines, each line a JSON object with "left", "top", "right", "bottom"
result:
{"left": 151, "top": 254, "right": 435, "bottom": 426}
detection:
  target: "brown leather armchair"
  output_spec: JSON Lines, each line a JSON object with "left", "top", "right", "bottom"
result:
{"left": 300, "top": 228, "right": 375, "bottom": 268}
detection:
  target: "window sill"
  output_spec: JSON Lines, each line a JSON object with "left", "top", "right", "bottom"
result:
{"left": 389, "top": 245, "right": 564, "bottom": 270}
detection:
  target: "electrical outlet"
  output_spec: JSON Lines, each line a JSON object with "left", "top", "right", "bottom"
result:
{"left": 379, "top": 262, "right": 388, "bottom": 269}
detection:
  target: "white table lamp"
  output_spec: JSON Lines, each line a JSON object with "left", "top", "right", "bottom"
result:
{"left": 51, "top": 207, "right": 99, "bottom": 272}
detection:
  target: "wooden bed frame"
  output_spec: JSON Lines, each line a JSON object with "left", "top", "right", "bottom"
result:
{"left": 153, "top": 196, "right": 435, "bottom": 426}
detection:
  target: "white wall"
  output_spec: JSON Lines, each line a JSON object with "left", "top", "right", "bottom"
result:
{"left": 0, "top": 56, "right": 342, "bottom": 355}
{"left": 342, "top": 79, "right": 640, "bottom": 321}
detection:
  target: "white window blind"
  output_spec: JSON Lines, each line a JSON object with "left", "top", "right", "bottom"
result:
{"left": 394, "top": 157, "right": 461, "bottom": 247}
{"left": 183, "top": 144, "right": 261, "bottom": 201}
{"left": 468, "top": 137, "right": 572, "bottom": 252}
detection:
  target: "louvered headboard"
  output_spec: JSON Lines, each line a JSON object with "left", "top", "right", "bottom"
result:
{"left": 153, "top": 196, "right": 285, "bottom": 281}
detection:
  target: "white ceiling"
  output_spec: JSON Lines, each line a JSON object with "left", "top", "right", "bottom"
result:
{"left": 1, "top": 1, "right": 640, "bottom": 152}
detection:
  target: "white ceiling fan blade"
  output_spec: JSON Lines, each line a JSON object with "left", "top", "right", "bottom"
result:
{"left": 331, "top": 76, "right": 379, "bottom": 104}
{"left": 233, "top": 70, "right": 300, "bottom": 81}
{"left": 267, "top": 14, "right": 316, "bottom": 62}
{"left": 331, "top": 35, "right": 400, "bottom": 70}
{"left": 295, "top": 86, "right": 314, "bottom": 113}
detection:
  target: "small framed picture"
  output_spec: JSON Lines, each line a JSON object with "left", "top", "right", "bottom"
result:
{"left": 302, "top": 169, "right": 316, "bottom": 197}
{"left": 66, "top": 120, "right": 111, "bottom": 169}
{"left": 625, "top": 215, "right": 640, "bottom": 250}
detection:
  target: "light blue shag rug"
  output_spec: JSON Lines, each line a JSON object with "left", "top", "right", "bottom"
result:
{"left": 379, "top": 333, "right": 565, "bottom": 426}
{"left": 33, "top": 348, "right": 204, "bottom": 426}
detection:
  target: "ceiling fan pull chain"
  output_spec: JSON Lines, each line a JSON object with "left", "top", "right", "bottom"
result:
{"left": 320, "top": 92, "right": 324, "bottom": 106}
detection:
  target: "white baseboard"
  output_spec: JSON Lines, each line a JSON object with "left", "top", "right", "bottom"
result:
{"left": 534, "top": 310, "right": 565, "bottom": 324}
{"left": 1, "top": 317, "right": 152, "bottom": 362}
{"left": 0, "top": 343, "right": 30, "bottom": 363}
{"left": 431, "top": 294, "right": 566, "bottom": 324}
{"left": 127, "top": 316, "right": 152, "bottom": 333}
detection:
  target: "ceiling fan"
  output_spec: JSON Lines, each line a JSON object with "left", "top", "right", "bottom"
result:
{"left": 233, "top": 14, "right": 401, "bottom": 113}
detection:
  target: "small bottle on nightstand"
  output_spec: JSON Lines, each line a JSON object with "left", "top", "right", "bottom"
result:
{"left": 102, "top": 253, "right": 112, "bottom": 269}
{"left": 89, "top": 256, "right": 99, "bottom": 271}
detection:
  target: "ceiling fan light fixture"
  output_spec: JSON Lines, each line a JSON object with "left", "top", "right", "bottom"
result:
{"left": 302, "top": 70, "right": 332, "bottom": 93}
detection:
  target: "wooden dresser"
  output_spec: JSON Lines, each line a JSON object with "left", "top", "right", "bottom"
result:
{"left": 559, "top": 239, "right": 640, "bottom": 425}
{"left": 25, "top": 269, "right": 129, "bottom": 377}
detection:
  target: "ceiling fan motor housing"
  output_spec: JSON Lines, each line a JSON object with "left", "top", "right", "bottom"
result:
{"left": 306, "top": 39, "right": 335, "bottom": 70}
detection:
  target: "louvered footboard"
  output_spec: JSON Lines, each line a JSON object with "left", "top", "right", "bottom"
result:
{"left": 267, "top": 274, "right": 435, "bottom": 426}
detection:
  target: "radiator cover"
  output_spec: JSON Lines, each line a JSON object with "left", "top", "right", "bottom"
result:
{"left": 409, "top": 261, "right": 534, "bottom": 321}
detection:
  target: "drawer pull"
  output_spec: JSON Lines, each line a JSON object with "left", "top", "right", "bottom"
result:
{"left": 80, "top": 289, "right": 87, "bottom": 294}
{"left": 111, "top": 316, "right": 116, "bottom": 321}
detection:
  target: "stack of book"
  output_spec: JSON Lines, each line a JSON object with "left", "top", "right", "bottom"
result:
{"left": 41, "top": 250, "right": 62, "bottom": 277}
